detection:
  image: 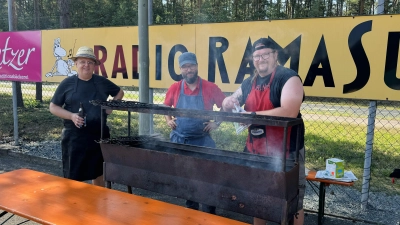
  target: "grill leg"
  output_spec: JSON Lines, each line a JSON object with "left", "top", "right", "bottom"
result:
{"left": 317, "top": 182, "right": 326, "bottom": 225}
{"left": 127, "top": 185, "right": 133, "bottom": 194}
{"left": 106, "top": 181, "right": 112, "bottom": 189}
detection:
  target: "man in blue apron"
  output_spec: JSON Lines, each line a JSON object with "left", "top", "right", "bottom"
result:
{"left": 164, "top": 52, "right": 226, "bottom": 214}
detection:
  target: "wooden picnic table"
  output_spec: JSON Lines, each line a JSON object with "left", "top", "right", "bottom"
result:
{"left": 0, "top": 169, "right": 249, "bottom": 225}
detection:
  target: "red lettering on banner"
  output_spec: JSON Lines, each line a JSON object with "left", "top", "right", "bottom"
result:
{"left": 112, "top": 45, "right": 128, "bottom": 79}
{"left": 94, "top": 45, "right": 108, "bottom": 78}
{"left": 132, "top": 45, "right": 139, "bottom": 79}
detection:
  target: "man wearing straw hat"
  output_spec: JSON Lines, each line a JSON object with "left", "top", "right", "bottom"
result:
{"left": 50, "top": 46, "right": 124, "bottom": 187}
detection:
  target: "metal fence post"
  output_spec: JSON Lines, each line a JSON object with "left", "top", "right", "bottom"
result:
{"left": 8, "top": 0, "right": 19, "bottom": 146}
{"left": 149, "top": 88, "right": 154, "bottom": 134}
{"left": 361, "top": 100, "right": 377, "bottom": 210}
{"left": 138, "top": 0, "right": 150, "bottom": 135}
{"left": 12, "top": 82, "right": 19, "bottom": 146}
{"left": 148, "top": 0, "right": 154, "bottom": 135}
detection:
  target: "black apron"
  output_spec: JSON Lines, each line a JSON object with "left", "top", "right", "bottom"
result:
{"left": 61, "top": 75, "right": 109, "bottom": 181}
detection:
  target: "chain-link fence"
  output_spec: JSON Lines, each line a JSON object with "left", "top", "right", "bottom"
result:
{"left": 0, "top": 80, "right": 399, "bottom": 223}
{"left": 300, "top": 97, "right": 400, "bottom": 223}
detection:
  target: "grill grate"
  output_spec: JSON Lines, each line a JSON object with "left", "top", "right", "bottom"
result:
{"left": 90, "top": 99, "right": 303, "bottom": 127}
{"left": 91, "top": 99, "right": 159, "bottom": 109}
{"left": 100, "top": 135, "right": 162, "bottom": 146}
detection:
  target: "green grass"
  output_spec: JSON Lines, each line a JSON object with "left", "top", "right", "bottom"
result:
{"left": 304, "top": 112, "right": 400, "bottom": 122}
{"left": 304, "top": 120, "right": 400, "bottom": 194}
{"left": 0, "top": 92, "right": 399, "bottom": 195}
{"left": 0, "top": 94, "right": 63, "bottom": 142}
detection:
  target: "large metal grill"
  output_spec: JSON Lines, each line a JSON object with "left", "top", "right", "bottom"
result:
{"left": 92, "top": 100, "right": 304, "bottom": 225}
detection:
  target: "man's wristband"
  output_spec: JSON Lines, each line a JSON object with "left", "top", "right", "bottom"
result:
{"left": 251, "top": 112, "right": 256, "bottom": 115}
{"left": 215, "top": 121, "right": 222, "bottom": 126}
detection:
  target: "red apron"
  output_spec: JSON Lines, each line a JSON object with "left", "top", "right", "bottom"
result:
{"left": 244, "top": 70, "right": 291, "bottom": 157}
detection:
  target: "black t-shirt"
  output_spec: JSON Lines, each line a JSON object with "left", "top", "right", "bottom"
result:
{"left": 239, "top": 65, "right": 305, "bottom": 151}
{"left": 51, "top": 74, "right": 120, "bottom": 131}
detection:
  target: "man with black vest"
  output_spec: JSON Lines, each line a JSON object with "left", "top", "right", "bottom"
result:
{"left": 222, "top": 38, "right": 306, "bottom": 225}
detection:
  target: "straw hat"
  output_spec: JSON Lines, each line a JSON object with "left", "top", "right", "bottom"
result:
{"left": 70, "top": 46, "right": 101, "bottom": 65}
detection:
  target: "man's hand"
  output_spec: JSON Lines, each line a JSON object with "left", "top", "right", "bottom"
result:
{"left": 203, "top": 121, "right": 220, "bottom": 132}
{"left": 167, "top": 117, "right": 177, "bottom": 129}
{"left": 222, "top": 87, "right": 243, "bottom": 111}
{"left": 71, "top": 113, "right": 85, "bottom": 128}
{"left": 222, "top": 96, "right": 240, "bottom": 111}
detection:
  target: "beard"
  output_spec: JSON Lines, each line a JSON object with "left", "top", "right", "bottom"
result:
{"left": 183, "top": 71, "right": 198, "bottom": 84}
{"left": 256, "top": 62, "right": 270, "bottom": 73}
{"left": 256, "top": 61, "right": 277, "bottom": 76}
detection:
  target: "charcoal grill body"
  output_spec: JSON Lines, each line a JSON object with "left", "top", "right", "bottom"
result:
{"left": 91, "top": 100, "right": 304, "bottom": 225}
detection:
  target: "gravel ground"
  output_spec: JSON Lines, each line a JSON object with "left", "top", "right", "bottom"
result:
{"left": 0, "top": 140, "right": 399, "bottom": 225}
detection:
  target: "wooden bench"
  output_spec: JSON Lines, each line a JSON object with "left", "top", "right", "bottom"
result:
{"left": 306, "top": 170, "right": 354, "bottom": 225}
{"left": 0, "top": 169, "right": 249, "bottom": 225}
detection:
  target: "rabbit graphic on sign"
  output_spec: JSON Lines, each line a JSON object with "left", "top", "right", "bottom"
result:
{"left": 45, "top": 38, "right": 77, "bottom": 77}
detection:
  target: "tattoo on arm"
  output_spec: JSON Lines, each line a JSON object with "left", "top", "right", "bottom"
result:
{"left": 231, "top": 88, "right": 243, "bottom": 102}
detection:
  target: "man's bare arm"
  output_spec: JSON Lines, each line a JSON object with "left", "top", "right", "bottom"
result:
{"left": 222, "top": 87, "right": 243, "bottom": 111}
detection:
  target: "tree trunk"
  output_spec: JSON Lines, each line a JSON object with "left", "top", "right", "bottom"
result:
{"left": 327, "top": 0, "right": 332, "bottom": 16}
{"left": 393, "top": 0, "right": 398, "bottom": 13}
{"left": 34, "top": 0, "right": 40, "bottom": 28}
{"left": 384, "top": 0, "right": 389, "bottom": 13}
{"left": 16, "top": 82, "right": 24, "bottom": 108}
{"left": 12, "top": 0, "right": 17, "bottom": 29}
{"left": 359, "top": 0, "right": 365, "bottom": 14}
{"left": 58, "top": 0, "right": 70, "bottom": 28}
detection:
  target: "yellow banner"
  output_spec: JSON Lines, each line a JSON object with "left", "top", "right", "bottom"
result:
{"left": 42, "top": 15, "right": 400, "bottom": 100}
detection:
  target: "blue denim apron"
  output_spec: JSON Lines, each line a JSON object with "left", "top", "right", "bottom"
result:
{"left": 170, "top": 79, "right": 216, "bottom": 148}
{"left": 170, "top": 79, "right": 216, "bottom": 213}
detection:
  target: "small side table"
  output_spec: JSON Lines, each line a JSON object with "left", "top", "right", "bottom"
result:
{"left": 306, "top": 170, "right": 354, "bottom": 225}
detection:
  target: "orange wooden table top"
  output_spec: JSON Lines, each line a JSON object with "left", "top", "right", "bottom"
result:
{"left": 306, "top": 170, "right": 354, "bottom": 186}
{"left": 0, "top": 169, "right": 249, "bottom": 225}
